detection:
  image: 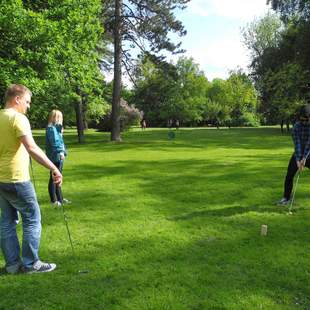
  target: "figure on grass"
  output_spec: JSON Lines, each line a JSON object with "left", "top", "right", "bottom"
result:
{"left": 278, "top": 104, "right": 310, "bottom": 206}
{"left": 140, "top": 118, "right": 147, "bottom": 130}
{"left": 0, "top": 84, "right": 62, "bottom": 274}
{"left": 46, "top": 110, "right": 70, "bottom": 207}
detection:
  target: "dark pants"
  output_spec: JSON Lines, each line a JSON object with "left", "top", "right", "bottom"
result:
{"left": 48, "top": 161, "right": 63, "bottom": 203}
{"left": 284, "top": 154, "right": 310, "bottom": 199}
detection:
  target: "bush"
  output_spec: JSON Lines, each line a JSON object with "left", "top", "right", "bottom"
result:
{"left": 96, "top": 98, "right": 142, "bottom": 131}
{"left": 240, "top": 112, "right": 260, "bottom": 127}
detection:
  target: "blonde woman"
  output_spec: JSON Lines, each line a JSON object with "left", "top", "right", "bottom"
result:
{"left": 45, "top": 110, "right": 68, "bottom": 206}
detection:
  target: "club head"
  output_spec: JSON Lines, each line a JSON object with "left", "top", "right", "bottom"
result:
{"left": 78, "top": 270, "right": 89, "bottom": 274}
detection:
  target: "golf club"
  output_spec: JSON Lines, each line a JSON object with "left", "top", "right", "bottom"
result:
{"left": 288, "top": 171, "right": 300, "bottom": 215}
{"left": 287, "top": 150, "right": 310, "bottom": 215}
{"left": 31, "top": 162, "right": 89, "bottom": 274}
{"left": 57, "top": 185, "right": 89, "bottom": 274}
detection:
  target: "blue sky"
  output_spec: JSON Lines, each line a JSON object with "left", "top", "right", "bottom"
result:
{"left": 168, "top": 0, "right": 271, "bottom": 81}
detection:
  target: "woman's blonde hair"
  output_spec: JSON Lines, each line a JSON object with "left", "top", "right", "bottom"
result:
{"left": 48, "top": 109, "right": 63, "bottom": 125}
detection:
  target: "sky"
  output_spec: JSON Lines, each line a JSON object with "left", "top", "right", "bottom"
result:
{"left": 168, "top": 0, "right": 272, "bottom": 81}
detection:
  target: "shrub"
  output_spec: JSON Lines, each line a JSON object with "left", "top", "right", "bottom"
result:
{"left": 96, "top": 98, "right": 142, "bottom": 131}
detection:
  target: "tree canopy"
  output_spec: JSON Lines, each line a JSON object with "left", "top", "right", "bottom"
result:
{"left": 131, "top": 55, "right": 258, "bottom": 127}
{"left": 104, "top": 0, "right": 190, "bottom": 140}
{"left": 0, "top": 0, "right": 108, "bottom": 140}
{"left": 243, "top": 4, "right": 310, "bottom": 127}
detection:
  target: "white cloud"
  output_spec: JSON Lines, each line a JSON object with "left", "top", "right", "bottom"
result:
{"left": 188, "top": 0, "right": 270, "bottom": 20}
{"left": 190, "top": 38, "right": 247, "bottom": 68}
{"left": 184, "top": 37, "right": 249, "bottom": 80}
{"left": 177, "top": 0, "right": 272, "bottom": 79}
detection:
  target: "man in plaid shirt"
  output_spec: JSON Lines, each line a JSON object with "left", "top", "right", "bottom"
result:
{"left": 278, "top": 104, "right": 310, "bottom": 205}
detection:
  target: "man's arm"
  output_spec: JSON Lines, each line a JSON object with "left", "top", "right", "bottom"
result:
{"left": 292, "top": 124, "right": 302, "bottom": 160}
{"left": 20, "top": 135, "right": 62, "bottom": 185}
{"left": 292, "top": 124, "right": 304, "bottom": 170}
{"left": 302, "top": 127, "right": 310, "bottom": 163}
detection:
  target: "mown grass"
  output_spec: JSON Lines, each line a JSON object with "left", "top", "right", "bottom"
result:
{"left": 1, "top": 127, "right": 310, "bottom": 310}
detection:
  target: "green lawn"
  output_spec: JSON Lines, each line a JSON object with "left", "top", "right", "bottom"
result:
{"left": 1, "top": 127, "right": 310, "bottom": 310}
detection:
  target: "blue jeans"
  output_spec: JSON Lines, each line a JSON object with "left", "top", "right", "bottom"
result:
{"left": 0, "top": 181, "right": 41, "bottom": 269}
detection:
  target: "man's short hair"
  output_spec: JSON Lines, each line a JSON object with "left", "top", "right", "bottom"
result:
{"left": 4, "top": 84, "right": 32, "bottom": 103}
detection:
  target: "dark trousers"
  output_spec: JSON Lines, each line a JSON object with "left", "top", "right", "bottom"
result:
{"left": 48, "top": 161, "right": 63, "bottom": 203}
{"left": 284, "top": 154, "right": 310, "bottom": 199}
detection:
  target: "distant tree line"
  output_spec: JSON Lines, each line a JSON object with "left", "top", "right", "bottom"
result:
{"left": 2, "top": 0, "right": 309, "bottom": 139}
{"left": 242, "top": 0, "right": 310, "bottom": 131}
{"left": 127, "top": 55, "right": 258, "bottom": 128}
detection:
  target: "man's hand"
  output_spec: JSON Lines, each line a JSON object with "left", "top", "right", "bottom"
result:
{"left": 52, "top": 168, "right": 62, "bottom": 186}
{"left": 297, "top": 159, "right": 306, "bottom": 171}
{"left": 21, "top": 135, "right": 64, "bottom": 185}
{"left": 301, "top": 157, "right": 306, "bottom": 169}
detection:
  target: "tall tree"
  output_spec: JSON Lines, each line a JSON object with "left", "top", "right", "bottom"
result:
{"left": 0, "top": 0, "right": 108, "bottom": 141}
{"left": 267, "top": 0, "right": 310, "bottom": 21}
{"left": 104, "top": 0, "right": 190, "bottom": 140}
{"left": 111, "top": 0, "right": 123, "bottom": 141}
{"left": 243, "top": 5, "right": 310, "bottom": 126}
{"left": 132, "top": 55, "right": 209, "bottom": 126}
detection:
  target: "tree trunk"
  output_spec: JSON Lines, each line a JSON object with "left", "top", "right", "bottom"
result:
{"left": 286, "top": 121, "right": 290, "bottom": 132}
{"left": 82, "top": 95, "right": 88, "bottom": 130}
{"left": 111, "top": 0, "right": 122, "bottom": 141}
{"left": 75, "top": 99, "right": 85, "bottom": 143}
{"left": 281, "top": 120, "right": 284, "bottom": 133}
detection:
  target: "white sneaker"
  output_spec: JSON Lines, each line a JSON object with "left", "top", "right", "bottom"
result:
{"left": 25, "top": 260, "right": 56, "bottom": 273}
{"left": 277, "top": 198, "right": 290, "bottom": 206}
{"left": 52, "top": 201, "right": 62, "bottom": 207}
{"left": 62, "top": 198, "right": 71, "bottom": 204}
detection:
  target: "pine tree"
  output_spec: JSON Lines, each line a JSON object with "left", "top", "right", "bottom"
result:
{"left": 104, "top": 0, "right": 190, "bottom": 141}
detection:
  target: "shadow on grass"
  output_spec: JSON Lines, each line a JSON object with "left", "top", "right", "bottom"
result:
{"left": 3, "top": 128, "right": 307, "bottom": 308}
{"left": 34, "top": 127, "right": 293, "bottom": 154}
{"left": 166, "top": 205, "right": 284, "bottom": 221}
{"left": 61, "top": 156, "right": 286, "bottom": 212}
{"left": 0, "top": 227, "right": 309, "bottom": 309}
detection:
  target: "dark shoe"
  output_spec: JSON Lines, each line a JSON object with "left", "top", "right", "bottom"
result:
{"left": 24, "top": 260, "right": 56, "bottom": 273}
{"left": 6, "top": 261, "right": 22, "bottom": 274}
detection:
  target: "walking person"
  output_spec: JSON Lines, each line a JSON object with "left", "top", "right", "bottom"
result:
{"left": 140, "top": 119, "right": 146, "bottom": 130}
{"left": 175, "top": 119, "right": 180, "bottom": 130}
{"left": 278, "top": 104, "right": 310, "bottom": 205}
{"left": 0, "top": 84, "right": 62, "bottom": 274}
{"left": 46, "top": 110, "right": 69, "bottom": 207}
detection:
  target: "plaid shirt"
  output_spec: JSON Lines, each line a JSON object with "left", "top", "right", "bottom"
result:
{"left": 292, "top": 121, "right": 310, "bottom": 160}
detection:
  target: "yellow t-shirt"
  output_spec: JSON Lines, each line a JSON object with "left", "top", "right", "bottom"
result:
{"left": 0, "top": 108, "right": 32, "bottom": 182}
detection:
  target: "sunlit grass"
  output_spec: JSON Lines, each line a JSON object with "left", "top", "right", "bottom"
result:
{"left": 1, "top": 127, "right": 309, "bottom": 309}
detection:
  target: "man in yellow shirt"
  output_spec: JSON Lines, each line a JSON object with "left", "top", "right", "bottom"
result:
{"left": 0, "top": 84, "right": 62, "bottom": 274}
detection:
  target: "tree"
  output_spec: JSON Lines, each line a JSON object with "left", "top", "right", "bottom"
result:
{"left": 243, "top": 7, "right": 310, "bottom": 127}
{"left": 267, "top": 0, "right": 310, "bottom": 21}
{"left": 0, "top": 0, "right": 108, "bottom": 141}
{"left": 104, "top": 0, "right": 190, "bottom": 140}
{"left": 132, "top": 55, "right": 209, "bottom": 126}
{"left": 132, "top": 55, "right": 180, "bottom": 126}
{"left": 205, "top": 72, "right": 258, "bottom": 127}
{"left": 175, "top": 57, "right": 209, "bottom": 124}
{"left": 226, "top": 70, "right": 259, "bottom": 126}
{"left": 241, "top": 12, "right": 283, "bottom": 69}
{"left": 205, "top": 78, "right": 232, "bottom": 126}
